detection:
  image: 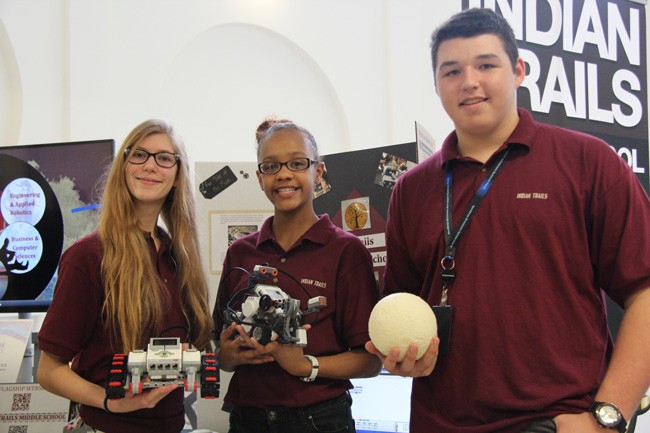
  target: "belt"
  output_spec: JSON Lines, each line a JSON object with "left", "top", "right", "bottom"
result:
{"left": 224, "top": 392, "right": 352, "bottom": 423}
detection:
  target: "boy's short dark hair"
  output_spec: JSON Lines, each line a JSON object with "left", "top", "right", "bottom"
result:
{"left": 430, "top": 8, "right": 519, "bottom": 73}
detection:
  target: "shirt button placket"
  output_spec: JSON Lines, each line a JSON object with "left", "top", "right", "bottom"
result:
{"left": 275, "top": 257, "right": 286, "bottom": 283}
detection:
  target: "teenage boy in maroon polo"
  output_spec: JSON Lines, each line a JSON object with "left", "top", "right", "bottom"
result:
{"left": 366, "top": 8, "right": 650, "bottom": 433}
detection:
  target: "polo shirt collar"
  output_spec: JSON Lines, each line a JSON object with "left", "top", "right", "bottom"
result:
{"left": 507, "top": 108, "right": 538, "bottom": 148}
{"left": 439, "top": 108, "right": 537, "bottom": 167}
{"left": 143, "top": 227, "right": 171, "bottom": 256}
{"left": 256, "top": 214, "right": 335, "bottom": 248}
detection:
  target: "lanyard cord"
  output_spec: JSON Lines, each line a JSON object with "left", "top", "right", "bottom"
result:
{"left": 439, "top": 145, "right": 512, "bottom": 305}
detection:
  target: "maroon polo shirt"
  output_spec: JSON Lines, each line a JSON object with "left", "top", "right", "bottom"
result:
{"left": 38, "top": 231, "right": 188, "bottom": 433}
{"left": 384, "top": 109, "right": 650, "bottom": 433}
{"left": 214, "top": 214, "right": 378, "bottom": 408}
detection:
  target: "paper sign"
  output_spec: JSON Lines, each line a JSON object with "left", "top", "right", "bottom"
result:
{"left": 0, "top": 383, "right": 69, "bottom": 433}
{"left": 0, "top": 320, "right": 33, "bottom": 383}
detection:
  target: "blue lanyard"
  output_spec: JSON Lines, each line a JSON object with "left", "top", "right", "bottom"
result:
{"left": 439, "top": 146, "right": 512, "bottom": 305}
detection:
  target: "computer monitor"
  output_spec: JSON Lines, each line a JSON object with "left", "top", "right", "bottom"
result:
{"left": 0, "top": 139, "right": 114, "bottom": 313}
{"left": 351, "top": 372, "right": 412, "bottom": 433}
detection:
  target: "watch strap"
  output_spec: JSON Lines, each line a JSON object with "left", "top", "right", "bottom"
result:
{"left": 300, "top": 355, "right": 319, "bottom": 382}
{"left": 589, "top": 401, "right": 627, "bottom": 433}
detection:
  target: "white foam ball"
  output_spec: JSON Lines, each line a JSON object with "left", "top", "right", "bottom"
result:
{"left": 368, "top": 293, "right": 437, "bottom": 361}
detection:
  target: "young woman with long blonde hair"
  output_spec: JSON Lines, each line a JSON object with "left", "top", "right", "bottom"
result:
{"left": 38, "top": 119, "right": 213, "bottom": 433}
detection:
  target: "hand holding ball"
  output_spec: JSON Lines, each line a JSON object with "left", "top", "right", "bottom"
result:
{"left": 368, "top": 293, "right": 437, "bottom": 361}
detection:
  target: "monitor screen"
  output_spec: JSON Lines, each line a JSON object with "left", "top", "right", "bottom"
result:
{"left": 351, "top": 372, "right": 412, "bottom": 433}
{"left": 0, "top": 139, "right": 114, "bottom": 313}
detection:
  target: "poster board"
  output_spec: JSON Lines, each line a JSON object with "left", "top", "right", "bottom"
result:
{"left": 0, "top": 383, "right": 69, "bottom": 433}
{"left": 313, "top": 142, "right": 419, "bottom": 294}
{"left": 195, "top": 161, "right": 273, "bottom": 280}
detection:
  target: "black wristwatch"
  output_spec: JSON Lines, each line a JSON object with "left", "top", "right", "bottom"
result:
{"left": 589, "top": 401, "right": 627, "bottom": 433}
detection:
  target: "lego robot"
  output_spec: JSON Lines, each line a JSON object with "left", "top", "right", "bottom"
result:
{"left": 106, "top": 337, "right": 219, "bottom": 399}
{"left": 222, "top": 265, "right": 327, "bottom": 346}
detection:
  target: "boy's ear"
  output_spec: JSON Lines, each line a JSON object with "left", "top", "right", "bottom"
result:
{"left": 514, "top": 57, "right": 526, "bottom": 88}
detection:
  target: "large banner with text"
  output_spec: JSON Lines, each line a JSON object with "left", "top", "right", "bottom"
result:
{"left": 465, "top": 0, "right": 649, "bottom": 192}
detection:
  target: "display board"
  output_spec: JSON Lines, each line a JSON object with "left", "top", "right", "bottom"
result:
{"left": 313, "top": 142, "right": 419, "bottom": 294}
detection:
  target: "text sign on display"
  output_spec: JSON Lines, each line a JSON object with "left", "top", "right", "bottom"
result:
{"left": 465, "top": 0, "right": 649, "bottom": 191}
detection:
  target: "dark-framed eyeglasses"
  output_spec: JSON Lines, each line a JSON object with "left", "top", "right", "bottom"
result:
{"left": 257, "top": 158, "right": 318, "bottom": 174}
{"left": 124, "top": 147, "right": 180, "bottom": 168}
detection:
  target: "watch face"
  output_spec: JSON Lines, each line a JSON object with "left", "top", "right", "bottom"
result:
{"left": 597, "top": 404, "right": 622, "bottom": 426}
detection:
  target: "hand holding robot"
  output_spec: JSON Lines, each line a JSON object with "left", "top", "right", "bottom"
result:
{"left": 221, "top": 265, "right": 327, "bottom": 347}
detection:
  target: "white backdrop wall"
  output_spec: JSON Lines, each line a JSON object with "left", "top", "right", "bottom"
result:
{"left": 0, "top": 0, "right": 454, "bottom": 159}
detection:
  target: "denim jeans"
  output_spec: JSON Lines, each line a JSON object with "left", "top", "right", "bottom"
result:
{"left": 520, "top": 418, "right": 557, "bottom": 433}
{"left": 225, "top": 392, "right": 355, "bottom": 433}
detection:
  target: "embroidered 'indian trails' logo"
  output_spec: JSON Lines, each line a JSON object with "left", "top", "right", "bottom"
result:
{"left": 516, "top": 193, "right": 548, "bottom": 200}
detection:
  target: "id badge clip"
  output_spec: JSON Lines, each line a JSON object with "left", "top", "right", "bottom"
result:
{"left": 432, "top": 304, "right": 453, "bottom": 356}
{"left": 434, "top": 255, "right": 455, "bottom": 356}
